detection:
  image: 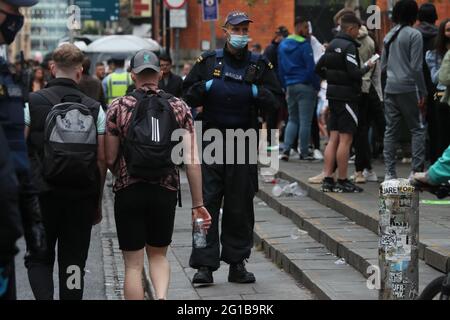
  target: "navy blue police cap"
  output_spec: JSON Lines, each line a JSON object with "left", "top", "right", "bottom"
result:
{"left": 4, "top": 0, "right": 39, "bottom": 7}
{"left": 224, "top": 11, "right": 253, "bottom": 26}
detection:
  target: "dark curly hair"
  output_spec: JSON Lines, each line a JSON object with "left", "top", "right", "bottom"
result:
{"left": 392, "top": 0, "right": 418, "bottom": 26}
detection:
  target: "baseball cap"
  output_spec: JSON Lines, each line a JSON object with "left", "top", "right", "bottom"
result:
{"left": 130, "top": 50, "right": 160, "bottom": 74}
{"left": 224, "top": 11, "right": 253, "bottom": 26}
{"left": 4, "top": 0, "right": 39, "bottom": 7}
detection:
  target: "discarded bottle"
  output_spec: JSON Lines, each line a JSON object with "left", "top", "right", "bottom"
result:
{"left": 286, "top": 182, "right": 306, "bottom": 197}
{"left": 272, "top": 179, "right": 306, "bottom": 197}
{"left": 290, "top": 227, "right": 308, "bottom": 239}
{"left": 193, "top": 218, "right": 207, "bottom": 249}
{"left": 272, "top": 179, "right": 289, "bottom": 197}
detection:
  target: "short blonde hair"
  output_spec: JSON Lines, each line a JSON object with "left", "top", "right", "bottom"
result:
{"left": 52, "top": 43, "right": 84, "bottom": 69}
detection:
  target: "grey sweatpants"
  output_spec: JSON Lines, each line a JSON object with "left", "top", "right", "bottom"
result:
{"left": 383, "top": 92, "right": 426, "bottom": 176}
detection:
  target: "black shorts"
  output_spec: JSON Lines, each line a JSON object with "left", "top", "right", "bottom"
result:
{"left": 114, "top": 183, "right": 177, "bottom": 251}
{"left": 328, "top": 100, "right": 359, "bottom": 134}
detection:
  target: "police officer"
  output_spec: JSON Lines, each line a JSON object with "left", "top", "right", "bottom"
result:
{"left": 183, "top": 11, "right": 284, "bottom": 284}
{"left": 0, "top": 0, "right": 46, "bottom": 300}
{"left": 102, "top": 53, "right": 133, "bottom": 106}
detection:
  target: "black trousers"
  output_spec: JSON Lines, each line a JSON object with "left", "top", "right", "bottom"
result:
{"left": 26, "top": 192, "right": 96, "bottom": 300}
{"left": 427, "top": 94, "right": 440, "bottom": 163}
{"left": 355, "top": 92, "right": 372, "bottom": 172}
{"left": 189, "top": 160, "right": 257, "bottom": 271}
{"left": 311, "top": 102, "right": 321, "bottom": 150}
{"left": 265, "top": 107, "right": 278, "bottom": 146}
{"left": 436, "top": 101, "right": 450, "bottom": 158}
{"left": 368, "top": 88, "right": 385, "bottom": 159}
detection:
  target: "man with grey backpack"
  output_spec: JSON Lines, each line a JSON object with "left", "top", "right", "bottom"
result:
{"left": 25, "top": 44, "right": 107, "bottom": 300}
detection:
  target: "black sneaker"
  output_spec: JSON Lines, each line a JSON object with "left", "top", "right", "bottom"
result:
{"left": 299, "top": 154, "right": 315, "bottom": 161}
{"left": 192, "top": 266, "right": 213, "bottom": 284}
{"left": 320, "top": 177, "right": 335, "bottom": 192}
{"left": 334, "top": 179, "right": 364, "bottom": 193}
{"left": 228, "top": 262, "right": 256, "bottom": 283}
{"left": 279, "top": 152, "right": 289, "bottom": 162}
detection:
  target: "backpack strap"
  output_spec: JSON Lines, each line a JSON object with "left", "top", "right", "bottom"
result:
{"left": 384, "top": 25, "right": 407, "bottom": 65}
{"left": 156, "top": 90, "right": 175, "bottom": 100}
{"left": 36, "top": 89, "right": 62, "bottom": 106}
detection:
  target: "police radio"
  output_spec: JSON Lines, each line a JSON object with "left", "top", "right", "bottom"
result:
{"left": 244, "top": 63, "right": 259, "bottom": 84}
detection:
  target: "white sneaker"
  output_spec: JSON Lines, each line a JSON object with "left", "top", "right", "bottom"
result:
{"left": 289, "top": 148, "right": 298, "bottom": 156}
{"left": 348, "top": 155, "right": 355, "bottom": 164}
{"left": 401, "top": 158, "right": 412, "bottom": 164}
{"left": 313, "top": 149, "right": 324, "bottom": 160}
{"left": 384, "top": 174, "right": 397, "bottom": 182}
{"left": 363, "top": 169, "right": 378, "bottom": 182}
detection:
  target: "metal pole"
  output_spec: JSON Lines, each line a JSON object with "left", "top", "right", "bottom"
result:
{"left": 165, "top": 6, "right": 171, "bottom": 55}
{"left": 69, "top": 0, "right": 75, "bottom": 43}
{"left": 175, "top": 28, "right": 180, "bottom": 75}
{"left": 209, "top": 20, "right": 216, "bottom": 50}
{"left": 379, "top": 179, "right": 419, "bottom": 300}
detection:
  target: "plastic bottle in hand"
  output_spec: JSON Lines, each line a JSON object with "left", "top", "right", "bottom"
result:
{"left": 193, "top": 218, "right": 207, "bottom": 248}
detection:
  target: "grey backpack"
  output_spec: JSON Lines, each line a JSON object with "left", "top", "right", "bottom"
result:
{"left": 38, "top": 89, "right": 99, "bottom": 187}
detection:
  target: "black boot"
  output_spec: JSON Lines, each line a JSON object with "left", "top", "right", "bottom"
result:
{"left": 228, "top": 262, "right": 255, "bottom": 283}
{"left": 192, "top": 266, "right": 213, "bottom": 284}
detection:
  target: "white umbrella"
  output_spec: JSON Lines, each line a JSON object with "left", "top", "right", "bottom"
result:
{"left": 85, "top": 35, "right": 160, "bottom": 53}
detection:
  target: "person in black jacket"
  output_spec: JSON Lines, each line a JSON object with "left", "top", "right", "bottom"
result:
{"left": 25, "top": 44, "right": 107, "bottom": 300}
{"left": 158, "top": 53, "right": 183, "bottom": 98}
{"left": 264, "top": 26, "right": 289, "bottom": 146}
{"left": 315, "top": 14, "right": 374, "bottom": 193}
{"left": 0, "top": 0, "right": 46, "bottom": 301}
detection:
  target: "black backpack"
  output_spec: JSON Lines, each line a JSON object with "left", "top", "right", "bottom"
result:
{"left": 124, "top": 90, "right": 181, "bottom": 179}
{"left": 37, "top": 89, "right": 99, "bottom": 188}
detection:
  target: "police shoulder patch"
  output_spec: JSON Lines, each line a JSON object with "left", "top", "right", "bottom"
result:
{"left": 196, "top": 50, "right": 216, "bottom": 64}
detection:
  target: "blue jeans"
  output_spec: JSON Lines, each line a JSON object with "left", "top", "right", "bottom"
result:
{"left": 284, "top": 83, "right": 317, "bottom": 156}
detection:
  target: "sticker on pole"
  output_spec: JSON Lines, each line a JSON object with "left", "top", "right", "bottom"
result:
{"left": 380, "top": 179, "right": 415, "bottom": 196}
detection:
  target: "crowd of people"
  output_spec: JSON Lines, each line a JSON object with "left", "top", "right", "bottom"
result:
{"left": 259, "top": 1, "right": 450, "bottom": 194}
{"left": 1, "top": 0, "right": 450, "bottom": 302}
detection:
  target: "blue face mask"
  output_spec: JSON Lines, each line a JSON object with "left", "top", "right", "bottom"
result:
{"left": 228, "top": 34, "right": 249, "bottom": 49}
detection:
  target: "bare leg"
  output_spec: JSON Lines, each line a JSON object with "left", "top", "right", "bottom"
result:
{"left": 324, "top": 131, "right": 339, "bottom": 177}
{"left": 122, "top": 249, "right": 145, "bottom": 300}
{"left": 146, "top": 245, "right": 170, "bottom": 300}
{"left": 336, "top": 133, "right": 353, "bottom": 180}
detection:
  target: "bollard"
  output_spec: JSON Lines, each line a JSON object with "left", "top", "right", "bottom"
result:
{"left": 379, "top": 179, "right": 419, "bottom": 300}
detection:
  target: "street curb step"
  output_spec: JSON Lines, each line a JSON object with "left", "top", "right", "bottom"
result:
{"left": 274, "top": 169, "right": 450, "bottom": 273}
{"left": 252, "top": 200, "right": 378, "bottom": 300}
{"left": 256, "top": 183, "right": 444, "bottom": 293}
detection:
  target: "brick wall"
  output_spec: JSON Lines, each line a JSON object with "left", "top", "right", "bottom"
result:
{"left": 173, "top": 0, "right": 295, "bottom": 60}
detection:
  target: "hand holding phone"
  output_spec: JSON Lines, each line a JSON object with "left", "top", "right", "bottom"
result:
{"left": 365, "top": 54, "right": 380, "bottom": 68}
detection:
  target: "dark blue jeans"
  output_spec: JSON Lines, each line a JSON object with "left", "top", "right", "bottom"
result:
{"left": 284, "top": 83, "right": 317, "bottom": 156}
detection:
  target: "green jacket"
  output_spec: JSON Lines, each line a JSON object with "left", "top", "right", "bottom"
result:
{"left": 439, "top": 50, "right": 450, "bottom": 106}
{"left": 429, "top": 145, "right": 450, "bottom": 185}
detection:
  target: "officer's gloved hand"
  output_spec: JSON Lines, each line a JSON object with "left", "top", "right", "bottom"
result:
{"left": 253, "top": 85, "right": 277, "bottom": 113}
{"left": 185, "top": 80, "right": 208, "bottom": 108}
{"left": 18, "top": 180, "right": 47, "bottom": 257}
